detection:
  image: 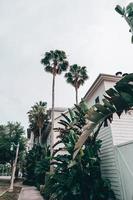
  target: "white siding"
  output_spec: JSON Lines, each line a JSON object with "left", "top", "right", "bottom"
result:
{"left": 98, "top": 125, "right": 122, "bottom": 200}
{"left": 27, "top": 131, "right": 34, "bottom": 151}
{"left": 86, "top": 81, "right": 105, "bottom": 106}
{"left": 87, "top": 79, "right": 122, "bottom": 198}
{"left": 104, "top": 80, "right": 117, "bottom": 91}
{"left": 111, "top": 112, "right": 133, "bottom": 145}
{"left": 115, "top": 142, "right": 133, "bottom": 200}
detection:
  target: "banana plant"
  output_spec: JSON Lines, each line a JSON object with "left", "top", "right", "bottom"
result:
{"left": 115, "top": 3, "right": 133, "bottom": 43}
{"left": 74, "top": 73, "right": 133, "bottom": 158}
{"left": 44, "top": 104, "right": 116, "bottom": 200}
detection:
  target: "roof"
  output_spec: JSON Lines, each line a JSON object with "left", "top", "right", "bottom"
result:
{"left": 49, "top": 107, "right": 67, "bottom": 112}
{"left": 84, "top": 73, "right": 121, "bottom": 100}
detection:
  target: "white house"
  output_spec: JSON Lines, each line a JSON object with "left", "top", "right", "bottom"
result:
{"left": 53, "top": 73, "right": 133, "bottom": 200}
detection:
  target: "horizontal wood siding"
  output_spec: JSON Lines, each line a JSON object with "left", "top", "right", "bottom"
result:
{"left": 98, "top": 125, "right": 122, "bottom": 200}
{"left": 111, "top": 112, "right": 133, "bottom": 145}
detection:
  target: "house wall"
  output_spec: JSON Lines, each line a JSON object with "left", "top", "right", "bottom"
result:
{"left": 98, "top": 126, "right": 122, "bottom": 200}
{"left": 87, "top": 80, "right": 122, "bottom": 199}
{"left": 104, "top": 80, "right": 117, "bottom": 90}
{"left": 54, "top": 115, "right": 63, "bottom": 148}
{"left": 115, "top": 141, "right": 133, "bottom": 200}
{"left": 111, "top": 112, "right": 133, "bottom": 145}
{"left": 86, "top": 81, "right": 105, "bottom": 106}
{"left": 53, "top": 110, "right": 70, "bottom": 150}
{"left": 27, "top": 131, "right": 34, "bottom": 151}
{"left": 54, "top": 109, "right": 66, "bottom": 119}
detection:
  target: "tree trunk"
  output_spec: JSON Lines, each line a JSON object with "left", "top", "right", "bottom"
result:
{"left": 9, "top": 144, "right": 19, "bottom": 192}
{"left": 75, "top": 87, "right": 78, "bottom": 104}
{"left": 50, "top": 73, "right": 55, "bottom": 172}
{"left": 39, "top": 127, "right": 42, "bottom": 145}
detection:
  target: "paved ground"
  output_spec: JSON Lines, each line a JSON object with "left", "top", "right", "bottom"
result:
{"left": 0, "top": 177, "right": 10, "bottom": 196}
{"left": 18, "top": 186, "right": 44, "bottom": 200}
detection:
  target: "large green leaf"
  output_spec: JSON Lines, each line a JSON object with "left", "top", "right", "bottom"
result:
{"left": 74, "top": 73, "right": 133, "bottom": 158}
{"left": 115, "top": 5, "right": 125, "bottom": 15}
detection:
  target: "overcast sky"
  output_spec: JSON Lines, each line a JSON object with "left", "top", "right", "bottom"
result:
{"left": 0, "top": 0, "right": 133, "bottom": 129}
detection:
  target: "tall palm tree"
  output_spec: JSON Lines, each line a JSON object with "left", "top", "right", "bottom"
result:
{"left": 65, "top": 64, "right": 88, "bottom": 104}
{"left": 28, "top": 101, "right": 47, "bottom": 145}
{"left": 41, "top": 50, "right": 69, "bottom": 157}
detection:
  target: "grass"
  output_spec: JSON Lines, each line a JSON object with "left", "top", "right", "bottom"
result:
{"left": 0, "top": 187, "right": 21, "bottom": 200}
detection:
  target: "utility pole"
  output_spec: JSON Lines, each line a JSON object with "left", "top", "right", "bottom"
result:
{"left": 9, "top": 143, "right": 19, "bottom": 192}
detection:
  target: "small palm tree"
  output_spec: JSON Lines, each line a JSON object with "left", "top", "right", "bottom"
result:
{"left": 28, "top": 101, "right": 47, "bottom": 145}
{"left": 65, "top": 64, "right": 88, "bottom": 104}
{"left": 41, "top": 50, "right": 69, "bottom": 156}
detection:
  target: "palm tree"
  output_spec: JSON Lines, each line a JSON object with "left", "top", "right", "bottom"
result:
{"left": 28, "top": 101, "right": 47, "bottom": 145}
{"left": 65, "top": 64, "right": 88, "bottom": 104}
{"left": 41, "top": 50, "right": 69, "bottom": 156}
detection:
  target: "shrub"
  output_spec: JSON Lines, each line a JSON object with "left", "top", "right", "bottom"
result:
{"left": 24, "top": 144, "right": 50, "bottom": 186}
{"left": 44, "top": 102, "right": 116, "bottom": 200}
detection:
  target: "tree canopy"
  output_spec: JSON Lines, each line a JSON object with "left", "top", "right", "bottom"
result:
{"left": 27, "top": 101, "right": 50, "bottom": 144}
{"left": 0, "top": 122, "right": 26, "bottom": 164}
{"left": 65, "top": 64, "right": 88, "bottom": 104}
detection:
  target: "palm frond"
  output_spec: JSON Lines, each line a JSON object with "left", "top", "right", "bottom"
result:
{"left": 65, "top": 64, "right": 88, "bottom": 88}
{"left": 41, "top": 50, "right": 69, "bottom": 75}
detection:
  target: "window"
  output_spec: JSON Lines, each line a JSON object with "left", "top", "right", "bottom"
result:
{"left": 95, "top": 96, "right": 100, "bottom": 104}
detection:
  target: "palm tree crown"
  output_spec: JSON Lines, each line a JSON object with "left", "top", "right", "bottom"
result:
{"left": 27, "top": 101, "right": 48, "bottom": 144}
{"left": 41, "top": 50, "right": 69, "bottom": 75}
{"left": 65, "top": 64, "right": 88, "bottom": 104}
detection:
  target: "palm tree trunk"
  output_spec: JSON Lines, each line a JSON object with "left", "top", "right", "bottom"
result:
{"left": 50, "top": 73, "right": 55, "bottom": 172}
{"left": 39, "top": 127, "right": 42, "bottom": 145}
{"left": 75, "top": 87, "right": 78, "bottom": 104}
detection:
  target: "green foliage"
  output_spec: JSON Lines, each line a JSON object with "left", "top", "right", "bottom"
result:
{"left": 41, "top": 50, "right": 69, "bottom": 75}
{"left": 24, "top": 145, "right": 50, "bottom": 186}
{"left": 65, "top": 64, "right": 88, "bottom": 104}
{"left": 74, "top": 73, "right": 133, "bottom": 157}
{"left": 28, "top": 101, "right": 47, "bottom": 128}
{"left": 115, "top": 5, "right": 125, "bottom": 16}
{"left": 0, "top": 125, "right": 11, "bottom": 164}
{"left": 44, "top": 105, "right": 116, "bottom": 200}
{"left": 0, "top": 122, "right": 26, "bottom": 165}
{"left": 27, "top": 101, "right": 50, "bottom": 143}
{"left": 65, "top": 64, "right": 88, "bottom": 88}
{"left": 115, "top": 3, "right": 133, "bottom": 43}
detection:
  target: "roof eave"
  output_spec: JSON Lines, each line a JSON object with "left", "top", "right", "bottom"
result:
{"left": 84, "top": 73, "right": 121, "bottom": 100}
